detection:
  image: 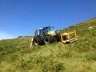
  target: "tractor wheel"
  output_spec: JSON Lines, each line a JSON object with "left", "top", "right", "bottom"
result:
{"left": 44, "top": 36, "right": 55, "bottom": 44}
{"left": 55, "top": 34, "right": 61, "bottom": 42}
{"left": 33, "top": 36, "right": 44, "bottom": 46}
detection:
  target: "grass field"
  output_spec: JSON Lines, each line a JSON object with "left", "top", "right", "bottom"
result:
{"left": 0, "top": 18, "right": 96, "bottom": 72}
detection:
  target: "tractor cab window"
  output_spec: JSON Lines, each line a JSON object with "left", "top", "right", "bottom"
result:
{"left": 42, "top": 27, "right": 53, "bottom": 35}
{"left": 39, "top": 29, "right": 44, "bottom": 35}
{"left": 43, "top": 27, "right": 52, "bottom": 32}
{"left": 35, "top": 29, "right": 44, "bottom": 36}
{"left": 35, "top": 30, "right": 39, "bottom": 36}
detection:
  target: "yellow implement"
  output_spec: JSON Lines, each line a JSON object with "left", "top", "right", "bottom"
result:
{"left": 30, "top": 37, "right": 33, "bottom": 47}
{"left": 60, "top": 30, "right": 77, "bottom": 43}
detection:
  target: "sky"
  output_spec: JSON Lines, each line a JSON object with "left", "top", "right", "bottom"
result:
{"left": 0, "top": 0, "right": 96, "bottom": 40}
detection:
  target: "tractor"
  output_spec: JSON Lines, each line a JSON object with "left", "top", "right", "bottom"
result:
{"left": 30, "top": 26, "right": 77, "bottom": 47}
{"left": 30, "top": 26, "right": 59, "bottom": 46}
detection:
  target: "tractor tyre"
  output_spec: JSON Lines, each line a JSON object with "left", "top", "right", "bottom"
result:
{"left": 44, "top": 36, "right": 55, "bottom": 44}
{"left": 33, "top": 36, "right": 44, "bottom": 46}
{"left": 55, "top": 34, "right": 61, "bottom": 42}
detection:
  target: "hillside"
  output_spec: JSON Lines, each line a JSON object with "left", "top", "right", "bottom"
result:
{"left": 0, "top": 18, "right": 96, "bottom": 72}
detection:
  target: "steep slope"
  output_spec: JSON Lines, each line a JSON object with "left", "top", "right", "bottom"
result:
{"left": 0, "top": 18, "right": 96, "bottom": 72}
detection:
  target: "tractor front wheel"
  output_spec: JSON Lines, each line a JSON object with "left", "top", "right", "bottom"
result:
{"left": 33, "top": 36, "right": 44, "bottom": 46}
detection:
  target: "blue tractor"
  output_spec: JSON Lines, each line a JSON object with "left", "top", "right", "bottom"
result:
{"left": 31, "top": 26, "right": 60, "bottom": 46}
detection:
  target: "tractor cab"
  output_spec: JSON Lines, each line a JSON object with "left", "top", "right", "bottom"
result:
{"left": 34, "top": 26, "right": 55, "bottom": 36}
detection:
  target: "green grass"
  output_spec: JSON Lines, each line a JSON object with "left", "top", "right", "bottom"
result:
{"left": 0, "top": 18, "right": 96, "bottom": 72}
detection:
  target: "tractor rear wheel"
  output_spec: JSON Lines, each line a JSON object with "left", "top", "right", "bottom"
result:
{"left": 55, "top": 34, "right": 61, "bottom": 42}
{"left": 44, "top": 36, "right": 55, "bottom": 44}
{"left": 33, "top": 36, "right": 44, "bottom": 46}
